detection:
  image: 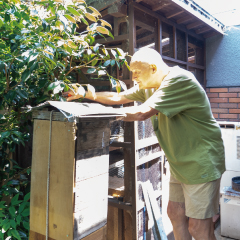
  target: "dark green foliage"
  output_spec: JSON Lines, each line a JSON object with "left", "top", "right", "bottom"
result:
{"left": 0, "top": 0, "right": 129, "bottom": 238}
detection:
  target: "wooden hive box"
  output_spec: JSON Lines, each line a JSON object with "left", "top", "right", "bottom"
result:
{"left": 29, "top": 101, "right": 124, "bottom": 240}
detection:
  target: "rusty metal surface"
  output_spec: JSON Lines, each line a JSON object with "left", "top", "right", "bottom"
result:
{"left": 25, "top": 101, "right": 126, "bottom": 118}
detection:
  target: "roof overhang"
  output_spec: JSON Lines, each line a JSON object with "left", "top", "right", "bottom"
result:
{"left": 86, "top": 0, "right": 225, "bottom": 38}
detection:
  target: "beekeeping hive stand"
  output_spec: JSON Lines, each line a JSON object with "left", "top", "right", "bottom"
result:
{"left": 29, "top": 101, "right": 125, "bottom": 240}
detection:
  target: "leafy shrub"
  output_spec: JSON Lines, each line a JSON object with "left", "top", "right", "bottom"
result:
{"left": 0, "top": 0, "right": 129, "bottom": 238}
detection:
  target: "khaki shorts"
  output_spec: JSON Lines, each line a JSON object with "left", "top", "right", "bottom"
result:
{"left": 169, "top": 175, "right": 221, "bottom": 219}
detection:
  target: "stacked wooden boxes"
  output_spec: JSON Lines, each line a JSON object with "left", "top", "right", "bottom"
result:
{"left": 29, "top": 101, "right": 124, "bottom": 240}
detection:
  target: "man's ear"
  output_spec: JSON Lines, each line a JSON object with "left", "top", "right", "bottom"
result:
{"left": 150, "top": 64, "right": 157, "bottom": 74}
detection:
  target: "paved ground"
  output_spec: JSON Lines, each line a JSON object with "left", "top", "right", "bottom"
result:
{"left": 166, "top": 222, "right": 235, "bottom": 240}
{"left": 215, "top": 224, "right": 236, "bottom": 240}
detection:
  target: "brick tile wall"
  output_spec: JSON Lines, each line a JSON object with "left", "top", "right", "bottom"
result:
{"left": 206, "top": 87, "right": 240, "bottom": 122}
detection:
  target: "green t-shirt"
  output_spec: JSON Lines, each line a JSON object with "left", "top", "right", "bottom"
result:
{"left": 125, "top": 66, "right": 225, "bottom": 184}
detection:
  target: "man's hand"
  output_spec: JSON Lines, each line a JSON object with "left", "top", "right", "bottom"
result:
{"left": 62, "top": 89, "right": 83, "bottom": 102}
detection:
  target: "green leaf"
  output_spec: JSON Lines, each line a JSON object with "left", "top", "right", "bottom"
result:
{"left": 110, "top": 60, "right": 115, "bottom": 66}
{"left": 124, "top": 60, "right": 130, "bottom": 70}
{"left": 119, "top": 80, "right": 127, "bottom": 91}
{"left": 64, "top": 14, "right": 76, "bottom": 23}
{"left": 30, "top": 62, "right": 39, "bottom": 72}
{"left": 0, "top": 132, "right": 10, "bottom": 139}
{"left": 102, "top": 48, "right": 109, "bottom": 56}
{"left": 21, "top": 69, "right": 30, "bottom": 82}
{"left": 110, "top": 78, "right": 117, "bottom": 88}
{"left": 9, "top": 206, "right": 16, "bottom": 217}
{"left": 91, "top": 59, "right": 98, "bottom": 66}
{"left": 108, "top": 31, "right": 114, "bottom": 39}
{"left": 87, "top": 68, "right": 96, "bottom": 74}
{"left": 48, "top": 82, "right": 59, "bottom": 91}
{"left": 45, "top": 16, "right": 56, "bottom": 22}
{"left": 23, "top": 192, "right": 30, "bottom": 202}
{"left": 81, "top": 18, "right": 89, "bottom": 25}
{"left": 16, "top": 90, "right": 28, "bottom": 99}
{"left": 23, "top": 221, "right": 29, "bottom": 230}
{"left": 3, "top": 221, "right": 10, "bottom": 231}
{"left": 0, "top": 201, "right": 6, "bottom": 209}
{"left": 21, "top": 208, "right": 29, "bottom": 217}
{"left": 93, "top": 43, "right": 101, "bottom": 52}
{"left": 111, "top": 49, "right": 118, "bottom": 58}
{"left": 98, "top": 70, "right": 106, "bottom": 76}
{"left": 0, "top": 212, "right": 5, "bottom": 217}
{"left": 10, "top": 219, "right": 16, "bottom": 229}
{"left": 103, "top": 60, "right": 110, "bottom": 67}
{"left": 67, "top": 7, "right": 81, "bottom": 17}
{"left": 11, "top": 229, "right": 21, "bottom": 240}
{"left": 16, "top": 215, "right": 21, "bottom": 225}
{"left": 19, "top": 202, "right": 26, "bottom": 214}
{"left": 116, "top": 61, "right": 120, "bottom": 69}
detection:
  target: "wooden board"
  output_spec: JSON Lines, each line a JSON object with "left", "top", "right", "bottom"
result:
{"left": 107, "top": 207, "right": 123, "bottom": 240}
{"left": 81, "top": 225, "right": 107, "bottom": 240}
{"left": 74, "top": 173, "right": 109, "bottom": 239}
{"left": 29, "top": 231, "right": 55, "bottom": 240}
{"left": 30, "top": 120, "right": 75, "bottom": 240}
{"left": 74, "top": 119, "right": 110, "bottom": 240}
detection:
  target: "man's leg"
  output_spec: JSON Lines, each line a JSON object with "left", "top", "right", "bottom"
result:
{"left": 167, "top": 200, "right": 192, "bottom": 240}
{"left": 188, "top": 217, "right": 216, "bottom": 240}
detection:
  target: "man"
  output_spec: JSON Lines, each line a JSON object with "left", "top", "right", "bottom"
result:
{"left": 63, "top": 48, "right": 225, "bottom": 240}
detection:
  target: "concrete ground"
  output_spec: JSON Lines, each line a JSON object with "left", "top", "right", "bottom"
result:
{"left": 215, "top": 224, "right": 236, "bottom": 240}
{"left": 166, "top": 222, "right": 236, "bottom": 240}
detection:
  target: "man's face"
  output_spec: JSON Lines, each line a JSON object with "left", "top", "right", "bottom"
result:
{"left": 130, "top": 61, "right": 155, "bottom": 89}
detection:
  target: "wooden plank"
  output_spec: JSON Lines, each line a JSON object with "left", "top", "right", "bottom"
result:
{"left": 96, "top": 34, "right": 129, "bottom": 44}
{"left": 30, "top": 120, "right": 75, "bottom": 240}
{"left": 137, "top": 33, "right": 155, "bottom": 44}
{"left": 159, "top": 19, "right": 163, "bottom": 55}
{"left": 87, "top": 0, "right": 118, "bottom": 11}
{"left": 166, "top": 10, "right": 184, "bottom": 19}
{"left": 195, "top": 26, "right": 212, "bottom": 34}
{"left": 173, "top": 26, "right": 177, "bottom": 59}
{"left": 74, "top": 173, "right": 108, "bottom": 238}
{"left": 146, "top": 181, "right": 168, "bottom": 240}
{"left": 131, "top": 2, "right": 205, "bottom": 41}
{"left": 152, "top": 2, "right": 171, "bottom": 11}
{"left": 155, "top": 19, "right": 161, "bottom": 53}
{"left": 77, "top": 119, "right": 110, "bottom": 151}
{"left": 107, "top": 207, "right": 123, "bottom": 240}
{"left": 110, "top": 141, "right": 131, "bottom": 148}
{"left": 135, "top": 20, "right": 155, "bottom": 32}
{"left": 81, "top": 225, "right": 107, "bottom": 240}
{"left": 29, "top": 231, "right": 55, "bottom": 240}
{"left": 124, "top": 211, "right": 133, "bottom": 240}
{"left": 74, "top": 118, "right": 110, "bottom": 239}
{"left": 186, "top": 33, "right": 188, "bottom": 70}
{"left": 170, "top": 0, "right": 224, "bottom": 34}
{"left": 108, "top": 197, "right": 132, "bottom": 211}
{"left": 177, "top": 15, "right": 194, "bottom": 24}
{"left": 186, "top": 21, "right": 203, "bottom": 30}
{"left": 136, "top": 151, "right": 162, "bottom": 167}
{"left": 32, "top": 111, "right": 75, "bottom": 122}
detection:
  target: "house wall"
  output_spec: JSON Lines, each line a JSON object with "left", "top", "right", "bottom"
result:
{"left": 206, "top": 25, "right": 240, "bottom": 122}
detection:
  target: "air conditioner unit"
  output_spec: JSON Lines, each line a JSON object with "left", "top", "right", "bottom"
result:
{"left": 219, "top": 121, "right": 240, "bottom": 189}
{"left": 219, "top": 121, "right": 240, "bottom": 239}
{"left": 219, "top": 121, "right": 240, "bottom": 171}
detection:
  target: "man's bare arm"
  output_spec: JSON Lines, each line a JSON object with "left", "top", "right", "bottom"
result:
{"left": 119, "top": 104, "right": 159, "bottom": 122}
{"left": 63, "top": 89, "right": 133, "bottom": 105}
